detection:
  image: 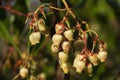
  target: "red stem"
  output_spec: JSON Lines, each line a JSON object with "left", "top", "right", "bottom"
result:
{"left": 0, "top": 5, "right": 27, "bottom": 17}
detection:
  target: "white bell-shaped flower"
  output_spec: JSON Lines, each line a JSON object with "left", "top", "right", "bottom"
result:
{"left": 88, "top": 54, "right": 98, "bottom": 66}
{"left": 98, "top": 50, "right": 108, "bottom": 62}
{"left": 51, "top": 44, "right": 59, "bottom": 53}
{"left": 73, "top": 60, "right": 85, "bottom": 73}
{"left": 62, "top": 41, "right": 71, "bottom": 53}
{"left": 20, "top": 67, "right": 28, "bottom": 78}
{"left": 52, "top": 34, "right": 63, "bottom": 46}
{"left": 60, "top": 63, "right": 69, "bottom": 74}
{"left": 29, "top": 32, "right": 41, "bottom": 45}
{"left": 64, "top": 29, "right": 74, "bottom": 41}
{"left": 55, "top": 23, "right": 64, "bottom": 34}
{"left": 58, "top": 51, "right": 68, "bottom": 64}
{"left": 38, "top": 19, "right": 46, "bottom": 32}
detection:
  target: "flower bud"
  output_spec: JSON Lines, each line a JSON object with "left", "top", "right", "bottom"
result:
{"left": 99, "top": 43, "right": 107, "bottom": 51}
{"left": 20, "top": 67, "right": 28, "bottom": 78}
{"left": 87, "top": 63, "right": 92, "bottom": 74}
{"left": 38, "top": 19, "right": 46, "bottom": 32}
{"left": 55, "top": 23, "right": 64, "bottom": 34}
{"left": 73, "top": 60, "right": 85, "bottom": 73}
{"left": 52, "top": 34, "right": 63, "bottom": 46}
{"left": 29, "top": 32, "right": 41, "bottom": 45}
{"left": 58, "top": 51, "right": 68, "bottom": 64}
{"left": 51, "top": 44, "right": 59, "bottom": 53}
{"left": 60, "top": 63, "right": 69, "bottom": 74}
{"left": 98, "top": 50, "right": 107, "bottom": 62}
{"left": 62, "top": 41, "right": 71, "bottom": 53}
{"left": 64, "top": 29, "right": 74, "bottom": 41}
{"left": 88, "top": 54, "right": 98, "bottom": 66}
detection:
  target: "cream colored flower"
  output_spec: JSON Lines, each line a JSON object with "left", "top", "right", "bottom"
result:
{"left": 64, "top": 29, "right": 74, "bottom": 41}
{"left": 58, "top": 51, "right": 68, "bottom": 64}
{"left": 55, "top": 23, "right": 64, "bottom": 34}
{"left": 38, "top": 19, "right": 46, "bottom": 32}
{"left": 51, "top": 44, "right": 59, "bottom": 53}
{"left": 29, "top": 32, "right": 41, "bottom": 45}
{"left": 73, "top": 60, "right": 85, "bottom": 73}
{"left": 20, "top": 67, "right": 28, "bottom": 78}
{"left": 60, "top": 63, "right": 69, "bottom": 74}
{"left": 52, "top": 34, "right": 63, "bottom": 46}
{"left": 98, "top": 50, "right": 107, "bottom": 62}
{"left": 88, "top": 54, "right": 98, "bottom": 66}
{"left": 62, "top": 41, "right": 71, "bottom": 53}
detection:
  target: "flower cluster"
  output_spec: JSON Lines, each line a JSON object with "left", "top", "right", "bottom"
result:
{"left": 17, "top": 54, "right": 46, "bottom": 79}
{"left": 27, "top": 1, "right": 108, "bottom": 75}
{"left": 73, "top": 46, "right": 107, "bottom": 74}
{"left": 51, "top": 23, "right": 75, "bottom": 73}
{"left": 19, "top": 67, "right": 28, "bottom": 78}
{"left": 51, "top": 19, "right": 108, "bottom": 74}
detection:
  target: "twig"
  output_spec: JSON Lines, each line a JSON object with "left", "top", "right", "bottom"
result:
{"left": 49, "top": 6, "right": 67, "bottom": 11}
{"left": 0, "top": 5, "right": 27, "bottom": 17}
{"left": 62, "top": 0, "right": 76, "bottom": 19}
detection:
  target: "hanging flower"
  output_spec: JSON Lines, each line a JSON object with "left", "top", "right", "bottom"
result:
{"left": 29, "top": 32, "right": 41, "bottom": 45}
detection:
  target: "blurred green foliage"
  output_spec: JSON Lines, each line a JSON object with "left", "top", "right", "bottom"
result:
{"left": 0, "top": 0, "right": 120, "bottom": 80}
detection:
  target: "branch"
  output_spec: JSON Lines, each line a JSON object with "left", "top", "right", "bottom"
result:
{"left": 0, "top": 5, "right": 27, "bottom": 17}
{"left": 62, "top": 0, "right": 76, "bottom": 19}
{"left": 49, "top": 5, "right": 67, "bottom": 11}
